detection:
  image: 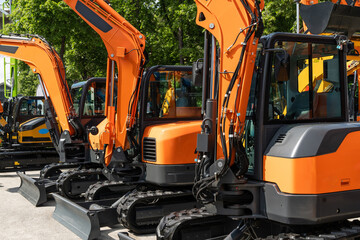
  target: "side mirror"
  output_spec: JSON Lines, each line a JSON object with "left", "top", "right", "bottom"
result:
{"left": 192, "top": 60, "right": 203, "bottom": 87}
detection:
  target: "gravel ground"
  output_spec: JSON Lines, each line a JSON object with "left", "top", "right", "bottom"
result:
{"left": 0, "top": 170, "right": 155, "bottom": 240}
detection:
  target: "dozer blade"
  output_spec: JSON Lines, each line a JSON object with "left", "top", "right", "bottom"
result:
{"left": 52, "top": 193, "right": 119, "bottom": 240}
{"left": 17, "top": 171, "right": 54, "bottom": 206}
{"left": 300, "top": 2, "right": 360, "bottom": 37}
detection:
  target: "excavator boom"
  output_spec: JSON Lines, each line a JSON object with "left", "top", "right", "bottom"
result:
{"left": 195, "top": 0, "right": 263, "bottom": 162}
{"left": 0, "top": 35, "right": 75, "bottom": 137}
{"left": 63, "top": 0, "right": 146, "bottom": 162}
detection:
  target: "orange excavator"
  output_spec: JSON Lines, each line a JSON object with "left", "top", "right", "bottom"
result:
{"left": 0, "top": 34, "right": 111, "bottom": 205}
{"left": 154, "top": 0, "right": 360, "bottom": 239}
{"left": 8, "top": 7, "right": 200, "bottom": 230}
{"left": 0, "top": 35, "right": 82, "bottom": 157}
{"left": 42, "top": 0, "right": 205, "bottom": 239}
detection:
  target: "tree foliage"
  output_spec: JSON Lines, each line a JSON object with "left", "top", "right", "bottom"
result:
{"left": 3, "top": 0, "right": 107, "bottom": 95}
{"left": 262, "top": 0, "right": 297, "bottom": 35}
{"left": 110, "top": 0, "right": 203, "bottom": 66}
{"left": 2, "top": 0, "right": 298, "bottom": 96}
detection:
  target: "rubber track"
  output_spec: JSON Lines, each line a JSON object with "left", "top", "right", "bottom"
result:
{"left": 261, "top": 224, "right": 360, "bottom": 240}
{"left": 157, "top": 207, "right": 217, "bottom": 240}
{"left": 117, "top": 189, "right": 193, "bottom": 234}
{"left": 83, "top": 181, "right": 110, "bottom": 200}
{"left": 157, "top": 207, "right": 239, "bottom": 240}
{"left": 40, "top": 162, "right": 80, "bottom": 179}
{"left": 83, "top": 180, "right": 135, "bottom": 201}
{"left": 56, "top": 168, "right": 103, "bottom": 199}
{"left": 158, "top": 208, "right": 360, "bottom": 240}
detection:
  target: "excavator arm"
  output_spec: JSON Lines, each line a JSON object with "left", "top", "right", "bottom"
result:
{"left": 63, "top": 0, "right": 146, "bottom": 165}
{"left": 0, "top": 35, "right": 77, "bottom": 145}
{"left": 195, "top": 0, "right": 263, "bottom": 163}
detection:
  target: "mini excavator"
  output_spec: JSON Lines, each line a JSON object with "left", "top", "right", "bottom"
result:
{"left": 155, "top": 0, "right": 360, "bottom": 239}
{"left": 0, "top": 36, "right": 59, "bottom": 170}
{"left": 54, "top": 1, "right": 360, "bottom": 239}
{"left": 0, "top": 34, "right": 110, "bottom": 205}
{"left": 44, "top": 0, "right": 204, "bottom": 239}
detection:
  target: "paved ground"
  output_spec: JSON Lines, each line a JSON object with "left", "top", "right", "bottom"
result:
{"left": 0, "top": 170, "right": 155, "bottom": 240}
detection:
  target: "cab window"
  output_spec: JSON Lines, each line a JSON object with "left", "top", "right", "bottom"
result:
{"left": 20, "top": 99, "right": 44, "bottom": 116}
{"left": 267, "top": 41, "right": 343, "bottom": 122}
{"left": 145, "top": 70, "right": 202, "bottom": 119}
{"left": 71, "top": 86, "right": 83, "bottom": 115}
{"left": 83, "top": 82, "right": 106, "bottom": 116}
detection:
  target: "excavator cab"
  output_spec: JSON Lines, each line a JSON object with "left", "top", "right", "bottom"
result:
{"left": 15, "top": 97, "right": 53, "bottom": 145}
{"left": 138, "top": 65, "right": 202, "bottom": 185}
{"left": 158, "top": 32, "right": 357, "bottom": 240}
{"left": 1, "top": 96, "right": 52, "bottom": 147}
{"left": 71, "top": 77, "right": 108, "bottom": 128}
{"left": 203, "top": 32, "right": 351, "bottom": 229}
{"left": 0, "top": 95, "right": 58, "bottom": 169}
{"left": 145, "top": 67, "right": 202, "bottom": 119}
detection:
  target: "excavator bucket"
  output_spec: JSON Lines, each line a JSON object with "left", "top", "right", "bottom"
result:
{"left": 17, "top": 171, "right": 56, "bottom": 206}
{"left": 52, "top": 193, "right": 119, "bottom": 240}
{"left": 300, "top": 2, "right": 360, "bottom": 37}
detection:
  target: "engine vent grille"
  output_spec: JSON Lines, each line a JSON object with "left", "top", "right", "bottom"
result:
{"left": 143, "top": 137, "right": 156, "bottom": 162}
{"left": 275, "top": 133, "right": 287, "bottom": 144}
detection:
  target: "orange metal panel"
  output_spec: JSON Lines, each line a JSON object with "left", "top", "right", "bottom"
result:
{"left": 264, "top": 131, "right": 360, "bottom": 194}
{"left": 142, "top": 121, "right": 201, "bottom": 165}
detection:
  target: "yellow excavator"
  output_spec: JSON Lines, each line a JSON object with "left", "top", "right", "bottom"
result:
{"left": 0, "top": 95, "right": 59, "bottom": 170}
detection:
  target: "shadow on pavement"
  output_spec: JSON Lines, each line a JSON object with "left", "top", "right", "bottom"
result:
{"left": 99, "top": 225, "right": 125, "bottom": 240}
{"left": 0, "top": 173, "right": 39, "bottom": 178}
{"left": 40, "top": 199, "right": 56, "bottom": 207}
{"left": 131, "top": 233, "right": 156, "bottom": 240}
{"left": 6, "top": 187, "right": 19, "bottom": 193}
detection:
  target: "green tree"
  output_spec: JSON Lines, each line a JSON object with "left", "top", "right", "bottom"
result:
{"left": 111, "top": 0, "right": 203, "bottom": 66}
{"left": 262, "top": 0, "right": 297, "bottom": 35}
{"left": 16, "top": 62, "right": 38, "bottom": 96}
{"left": 3, "top": 0, "right": 107, "bottom": 95}
{"left": 3, "top": 0, "right": 205, "bottom": 95}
